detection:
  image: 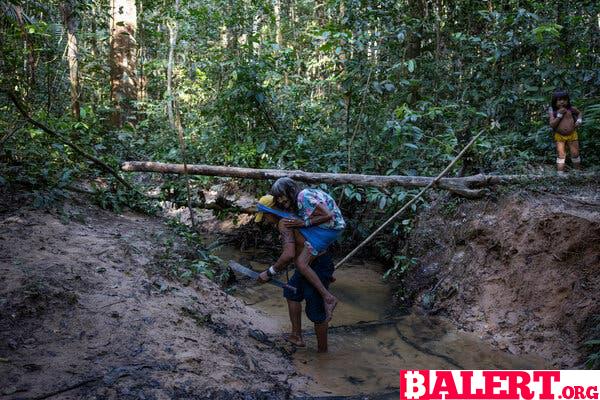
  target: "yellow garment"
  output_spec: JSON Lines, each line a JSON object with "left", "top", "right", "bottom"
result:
{"left": 255, "top": 194, "right": 275, "bottom": 222}
{"left": 554, "top": 131, "right": 578, "bottom": 142}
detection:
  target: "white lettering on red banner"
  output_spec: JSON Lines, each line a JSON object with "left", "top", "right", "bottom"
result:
{"left": 400, "top": 371, "right": 599, "bottom": 400}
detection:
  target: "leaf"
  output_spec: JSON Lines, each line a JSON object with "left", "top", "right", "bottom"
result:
{"left": 58, "top": 169, "right": 73, "bottom": 188}
{"left": 378, "top": 196, "right": 387, "bottom": 209}
{"left": 118, "top": 131, "right": 132, "bottom": 141}
{"left": 384, "top": 83, "right": 396, "bottom": 92}
{"left": 256, "top": 142, "right": 266, "bottom": 153}
{"left": 404, "top": 143, "right": 418, "bottom": 149}
{"left": 255, "top": 93, "right": 266, "bottom": 104}
{"left": 371, "top": 82, "right": 383, "bottom": 94}
{"left": 407, "top": 59, "right": 416, "bottom": 73}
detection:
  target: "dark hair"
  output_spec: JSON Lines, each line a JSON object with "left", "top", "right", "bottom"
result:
{"left": 270, "top": 177, "right": 301, "bottom": 211}
{"left": 551, "top": 89, "right": 571, "bottom": 111}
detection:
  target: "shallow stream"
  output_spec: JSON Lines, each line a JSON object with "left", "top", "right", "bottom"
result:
{"left": 216, "top": 245, "right": 546, "bottom": 398}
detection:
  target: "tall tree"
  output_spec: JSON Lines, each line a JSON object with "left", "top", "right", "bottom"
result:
{"left": 274, "top": 0, "right": 283, "bottom": 46}
{"left": 166, "top": 0, "right": 179, "bottom": 130}
{"left": 109, "top": 0, "right": 138, "bottom": 127}
{"left": 60, "top": 0, "right": 80, "bottom": 120}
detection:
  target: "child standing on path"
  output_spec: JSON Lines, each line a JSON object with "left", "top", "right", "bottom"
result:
{"left": 548, "top": 90, "right": 583, "bottom": 173}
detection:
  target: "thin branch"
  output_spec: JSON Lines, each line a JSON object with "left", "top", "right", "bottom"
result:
{"left": 5, "top": 90, "right": 133, "bottom": 190}
{"left": 347, "top": 68, "right": 373, "bottom": 173}
{"left": 0, "top": 121, "right": 25, "bottom": 148}
{"left": 334, "top": 130, "right": 486, "bottom": 269}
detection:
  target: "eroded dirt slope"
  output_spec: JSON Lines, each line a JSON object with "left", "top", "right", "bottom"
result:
{"left": 405, "top": 187, "right": 600, "bottom": 368}
{"left": 0, "top": 193, "right": 303, "bottom": 399}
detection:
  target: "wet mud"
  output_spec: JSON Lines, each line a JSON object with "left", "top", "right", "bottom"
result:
{"left": 225, "top": 246, "right": 546, "bottom": 397}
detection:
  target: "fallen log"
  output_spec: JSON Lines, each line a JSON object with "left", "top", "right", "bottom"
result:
{"left": 122, "top": 161, "right": 488, "bottom": 197}
{"left": 121, "top": 161, "right": 598, "bottom": 199}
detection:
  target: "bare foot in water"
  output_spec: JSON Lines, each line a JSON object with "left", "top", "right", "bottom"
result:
{"left": 285, "top": 334, "right": 306, "bottom": 347}
{"left": 324, "top": 296, "right": 338, "bottom": 322}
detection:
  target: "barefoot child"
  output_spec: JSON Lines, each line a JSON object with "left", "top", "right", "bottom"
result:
{"left": 548, "top": 90, "right": 583, "bottom": 172}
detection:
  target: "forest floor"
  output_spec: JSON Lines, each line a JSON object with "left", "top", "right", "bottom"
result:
{"left": 1, "top": 179, "right": 598, "bottom": 399}
{"left": 0, "top": 189, "right": 309, "bottom": 400}
{"left": 405, "top": 182, "right": 600, "bottom": 368}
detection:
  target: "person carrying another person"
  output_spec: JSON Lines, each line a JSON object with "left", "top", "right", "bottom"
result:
{"left": 548, "top": 89, "right": 583, "bottom": 173}
{"left": 255, "top": 177, "right": 345, "bottom": 352}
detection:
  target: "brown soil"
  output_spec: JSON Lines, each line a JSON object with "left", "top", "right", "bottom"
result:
{"left": 405, "top": 186, "right": 600, "bottom": 368}
{"left": 0, "top": 192, "right": 307, "bottom": 399}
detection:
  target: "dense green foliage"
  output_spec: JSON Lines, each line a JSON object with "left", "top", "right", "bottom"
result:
{"left": 1, "top": 0, "right": 599, "bottom": 250}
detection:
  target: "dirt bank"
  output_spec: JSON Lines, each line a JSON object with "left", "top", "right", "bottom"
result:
{"left": 0, "top": 192, "right": 308, "bottom": 399}
{"left": 404, "top": 186, "right": 600, "bottom": 368}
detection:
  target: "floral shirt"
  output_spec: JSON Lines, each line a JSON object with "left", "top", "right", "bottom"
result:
{"left": 297, "top": 188, "right": 345, "bottom": 230}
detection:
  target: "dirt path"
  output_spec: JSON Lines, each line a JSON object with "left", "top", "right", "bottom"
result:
{"left": 0, "top": 194, "right": 304, "bottom": 399}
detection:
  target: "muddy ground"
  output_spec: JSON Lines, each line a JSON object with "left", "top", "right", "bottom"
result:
{"left": 0, "top": 191, "right": 310, "bottom": 400}
{"left": 1, "top": 181, "right": 598, "bottom": 399}
{"left": 405, "top": 185, "right": 600, "bottom": 368}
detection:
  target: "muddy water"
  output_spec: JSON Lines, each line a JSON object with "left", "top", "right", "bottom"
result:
{"left": 218, "top": 245, "right": 546, "bottom": 397}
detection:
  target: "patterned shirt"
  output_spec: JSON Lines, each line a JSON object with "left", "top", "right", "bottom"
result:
{"left": 296, "top": 188, "right": 345, "bottom": 230}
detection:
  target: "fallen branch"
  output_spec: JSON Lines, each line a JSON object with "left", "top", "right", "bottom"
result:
{"left": 334, "top": 130, "right": 485, "bottom": 269}
{"left": 121, "top": 161, "right": 487, "bottom": 198}
{"left": 122, "top": 161, "right": 599, "bottom": 199}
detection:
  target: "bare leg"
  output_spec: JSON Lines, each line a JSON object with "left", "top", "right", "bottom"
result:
{"left": 296, "top": 247, "right": 338, "bottom": 322}
{"left": 556, "top": 141, "right": 566, "bottom": 172}
{"left": 286, "top": 299, "right": 305, "bottom": 346}
{"left": 569, "top": 141, "right": 581, "bottom": 170}
{"left": 315, "top": 321, "right": 328, "bottom": 353}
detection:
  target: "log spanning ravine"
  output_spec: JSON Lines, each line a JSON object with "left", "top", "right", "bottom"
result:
{"left": 121, "top": 161, "right": 594, "bottom": 199}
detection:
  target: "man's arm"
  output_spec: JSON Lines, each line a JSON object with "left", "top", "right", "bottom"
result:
{"left": 258, "top": 221, "right": 296, "bottom": 282}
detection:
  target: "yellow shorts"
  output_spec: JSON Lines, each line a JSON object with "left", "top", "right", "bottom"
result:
{"left": 554, "top": 131, "right": 578, "bottom": 142}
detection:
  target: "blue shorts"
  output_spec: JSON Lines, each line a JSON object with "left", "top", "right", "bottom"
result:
{"left": 283, "top": 253, "right": 334, "bottom": 324}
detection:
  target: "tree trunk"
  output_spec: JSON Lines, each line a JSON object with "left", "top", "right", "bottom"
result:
{"left": 166, "top": 1, "right": 178, "bottom": 130}
{"left": 60, "top": 0, "right": 81, "bottom": 120}
{"left": 137, "top": 0, "right": 148, "bottom": 104}
{"left": 405, "top": 0, "right": 425, "bottom": 59}
{"left": 274, "top": 0, "right": 283, "bottom": 46}
{"left": 109, "top": 0, "right": 138, "bottom": 127}
{"left": 13, "top": 5, "right": 36, "bottom": 87}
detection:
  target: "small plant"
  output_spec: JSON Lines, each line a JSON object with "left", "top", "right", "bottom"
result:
{"left": 382, "top": 255, "right": 417, "bottom": 282}
{"left": 382, "top": 255, "right": 418, "bottom": 302}
{"left": 163, "top": 218, "right": 227, "bottom": 285}
{"left": 584, "top": 315, "right": 600, "bottom": 369}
